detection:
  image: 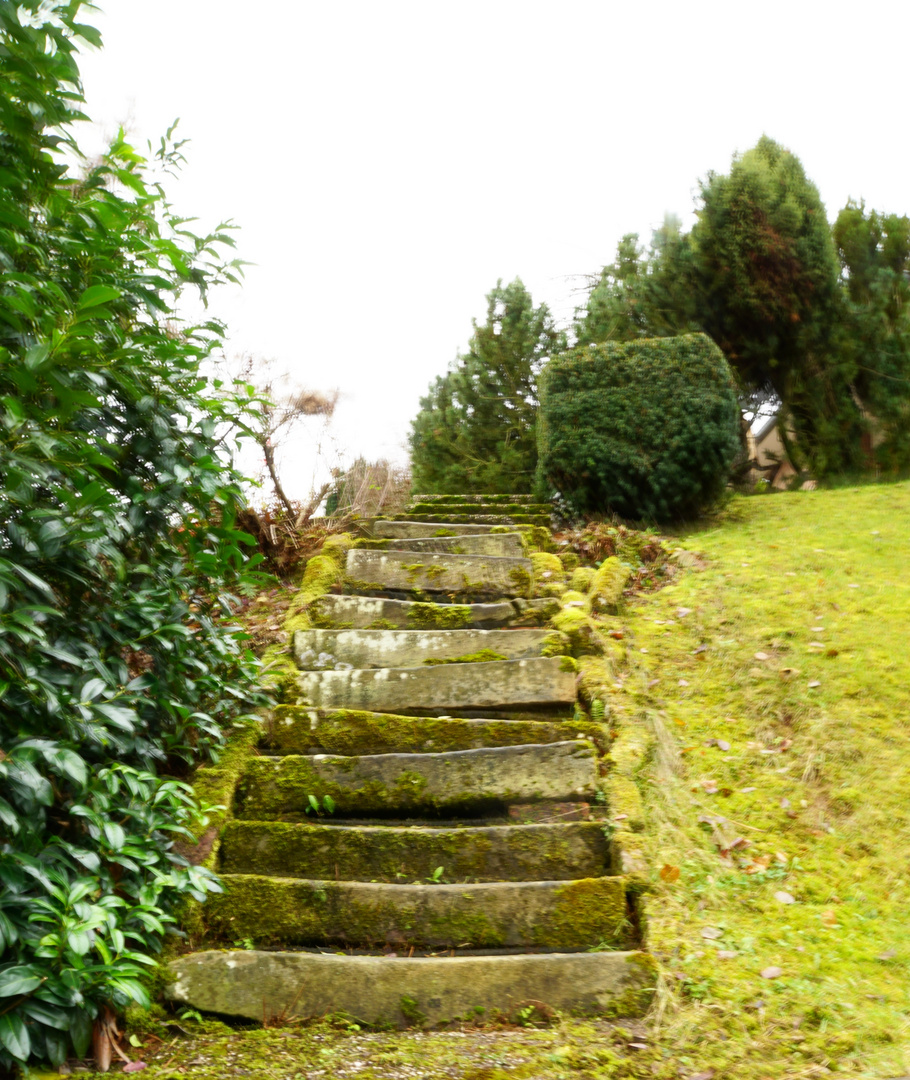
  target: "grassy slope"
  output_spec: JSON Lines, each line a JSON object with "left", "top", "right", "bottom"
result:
{"left": 624, "top": 482, "right": 910, "bottom": 1077}
{"left": 110, "top": 485, "right": 910, "bottom": 1079}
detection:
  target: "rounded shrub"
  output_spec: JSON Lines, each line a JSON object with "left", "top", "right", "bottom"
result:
{"left": 538, "top": 333, "right": 740, "bottom": 521}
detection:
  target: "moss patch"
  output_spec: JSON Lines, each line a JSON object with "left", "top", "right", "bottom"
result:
{"left": 422, "top": 649, "right": 508, "bottom": 666}
{"left": 405, "top": 602, "right": 474, "bottom": 629}
{"left": 530, "top": 552, "right": 566, "bottom": 598}
{"left": 588, "top": 556, "right": 630, "bottom": 614}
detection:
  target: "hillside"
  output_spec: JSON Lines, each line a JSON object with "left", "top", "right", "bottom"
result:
{"left": 120, "top": 483, "right": 910, "bottom": 1078}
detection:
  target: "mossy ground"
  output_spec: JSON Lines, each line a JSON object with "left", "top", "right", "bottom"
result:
{"left": 78, "top": 485, "right": 910, "bottom": 1078}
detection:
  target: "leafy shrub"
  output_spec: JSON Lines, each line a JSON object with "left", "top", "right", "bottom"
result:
{"left": 538, "top": 334, "right": 740, "bottom": 521}
{"left": 0, "top": 4, "right": 263, "bottom": 1070}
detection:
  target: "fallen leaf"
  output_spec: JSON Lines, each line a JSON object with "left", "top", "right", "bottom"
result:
{"left": 701, "top": 926, "right": 723, "bottom": 939}
{"left": 676, "top": 607, "right": 693, "bottom": 618}
{"left": 808, "top": 680, "right": 821, "bottom": 688}
{"left": 123, "top": 1066, "right": 147, "bottom": 1074}
{"left": 848, "top": 583, "right": 860, "bottom": 588}
{"left": 821, "top": 910, "right": 839, "bottom": 927}
{"left": 716, "top": 739, "right": 731, "bottom": 752}
{"left": 780, "top": 797, "right": 791, "bottom": 809}
{"left": 774, "top": 851, "right": 789, "bottom": 864}
{"left": 754, "top": 651, "right": 770, "bottom": 661}
{"left": 808, "top": 641, "right": 825, "bottom": 649}
{"left": 628, "top": 1042, "right": 649, "bottom": 1050}
{"left": 717, "top": 951, "right": 737, "bottom": 961}
{"left": 760, "top": 966, "right": 783, "bottom": 979}
{"left": 748, "top": 667, "right": 763, "bottom": 677}
{"left": 608, "top": 630, "right": 624, "bottom": 639}
{"left": 694, "top": 644, "right": 707, "bottom": 654}
{"left": 701, "top": 779, "right": 718, "bottom": 794}
{"left": 774, "top": 891, "right": 796, "bottom": 905}
{"left": 660, "top": 864, "right": 680, "bottom": 883}
{"left": 689, "top": 1071, "right": 716, "bottom": 1080}
{"left": 778, "top": 667, "right": 799, "bottom": 680}
{"left": 678, "top": 679, "right": 689, "bottom": 687}
{"left": 877, "top": 949, "right": 897, "bottom": 960}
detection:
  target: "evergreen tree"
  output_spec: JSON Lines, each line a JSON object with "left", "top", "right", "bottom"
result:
{"left": 409, "top": 279, "right": 564, "bottom": 493}
{"left": 833, "top": 202, "right": 910, "bottom": 469}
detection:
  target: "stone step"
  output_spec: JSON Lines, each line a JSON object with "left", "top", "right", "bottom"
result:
{"left": 410, "top": 494, "right": 543, "bottom": 506}
{"left": 265, "top": 707, "right": 608, "bottom": 756}
{"left": 168, "top": 949, "right": 655, "bottom": 1026}
{"left": 409, "top": 501, "right": 552, "bottom": 517}
{"left": 294, "top": 627, "right": 550, "bottom": 670}
{"left": 359, "top": 533, "right": 526, "bottom": 558}
{"left": 234, "top": 741, "right": 598, "bottom": 820}
{"left": 372, "top": 520, "right": 501, "bottom": 539}
{"left": 307, "top": 594, "right": 559, "bottom": 631}
{"left": 220, "top": 820, "right": 611, "bottom": 881}
{"left": 204, "top": 875, "right": 631, "bottom": 950}
{"left": 294, "top": 657, "right": 577, "bottom": 714}
{"left": 345, "top": 549, "right": 532, "bottom": 599}
{"left": 390, "top": 513, "right": 549, "bottom": 527}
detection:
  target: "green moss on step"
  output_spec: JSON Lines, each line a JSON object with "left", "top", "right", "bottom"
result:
{"left": 265, "top": 707, "right": 611, "bottom": 756}
{"left": 365, "top": 618, "right": 397, "bottom": 629}
{"left": 588, "top": 556, "right": 630, "bottom": 614}
{"left": 405, "top": 603, "right": 473, "bottom": 629}
{"left": 508, "top": 565, "right": 532, "bottom": 597}
{"left": 422, "top": 649, "right": 508, "bottom": 666}
{"left": 559, "top": 655, "right": 580, "bottom": 674}
{"left": 559, "top": 551, "right": 580, "bottom": 572}
{"left": 530, "top": 551, "right": 566, "bottom": 598}
{"left": 570, "top": 566, "right": 596, "bottom": 592}
{"left": 532, "top": 878, "right": 630, "bottom": 949}
{"left": 551, "top": 608, "right": 604, "bottom": 657}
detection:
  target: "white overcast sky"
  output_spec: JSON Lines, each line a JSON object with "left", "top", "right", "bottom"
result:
{"left": 75, "top": 0, "right": 910, "bottom": 499}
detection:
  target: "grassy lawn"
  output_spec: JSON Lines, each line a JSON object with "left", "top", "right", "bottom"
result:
{"left": 100, "top": 484, "right": 910, "bottom": 1079}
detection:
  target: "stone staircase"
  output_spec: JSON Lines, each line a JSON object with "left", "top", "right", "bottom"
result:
{"left": 169, "top": 495, "right": 654, "bottom": 1026}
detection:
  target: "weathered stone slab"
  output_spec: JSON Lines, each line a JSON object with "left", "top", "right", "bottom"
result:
{"left": 206, "top": 876, "right": 631, "bottom": 950}
{"left": 294, "top": 627, "right": 549, "bottom": 670}
{"left": 390, "top": 513, "right": 549, "bottom": 527}
{"left": 265, "top": 707, "right": 608, "bottom": 756}
{"left": 411, "top": 495, "right": 542, "bottom": 506}
{"left": 380, "top": 533, "right": 526, "bottom": 558}
{"left": 168, "top": 949, "right": 656, "bottom": 1025}
{"left": 345, "top": 549, "right": 532, "bottom": 599}
{"left": 220, "top": 820, "right": 611, "bottom": 881}
{"left": 307, "top": 595, "right": 559, "bottom": 630}
{"left": 295, "top": 657, "right": 576, "bottom": 713}
{"left": 372, "top": 520, "right": 499, "bottom": 539}
{"left": 235, "top": 741, "right": 598, "bottom": 819}
{"left": 410, "top": 502, "right": 553, "bottom": 517}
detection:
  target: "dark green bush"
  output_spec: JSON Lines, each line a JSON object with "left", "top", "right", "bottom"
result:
{"left": 0, "top": 3, "right": 264, "bottom": 1070}
{"left": 538, "top": 334, "right": 740, "bottom": 521}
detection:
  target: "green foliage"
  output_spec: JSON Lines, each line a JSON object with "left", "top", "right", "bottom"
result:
{"left": 832, "top": 201, "right": 910, "bottom": 471}
{"left": 0, "top": 3, "right": 263, "bottom": 1068}
{"left": 409, "top": 278, "right": 565, "bottom": 493}
{"left": 691, "top": 136, "right": 841, "bottom": 393}
{"left": 538, "top": 334, "right": 740, "bottom": 521}
{"left": 574, "top": 218, "right": 698, "bottom": 347}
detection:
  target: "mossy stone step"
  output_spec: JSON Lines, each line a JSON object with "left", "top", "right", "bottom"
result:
{"left": 205, "top": 875, "right": 631, "bottom": 950}
{"left": 294, "top": 627, "right": 550, "bottom": 670}
{"left": 234, "top": 741, "right": 598, "bottom": 820}
{"left": 345, "top": 549, "right": 532, "bottom": 599}
{"left": 390, "top": 513, "right": 549, "bottom": 527}
{"left": 409, "top": 502, "right": 552, "bottom": 517}
{"left": 294, "top": 657, "right": 577, "bottom": 714}
{"left": 168, "top": 949, "right": 656, "bottom": 1026}
{"left": 307, "top": 594, "right": 559, "bottom": 630}
{"left": 357, "top": 533, "right": 526, "bottom": 558}
{"left": 220, "top": 820, "right": 612, "bottom": 881}
{"left": 372, "top": 521, "right": 501, "bottom": 539}
{"left": 410, "top": 494, "right": 543, "bottom": 505}
{"left": 264, "top": 707, "right": 609, "bottom": 756}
